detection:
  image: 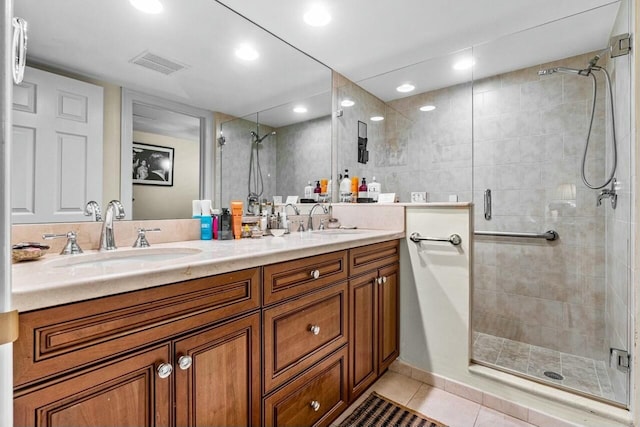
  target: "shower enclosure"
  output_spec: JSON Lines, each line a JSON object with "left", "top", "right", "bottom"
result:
{"left": 336, "top": 0, "right": 632, "bottom": 408}
{"left": 470, "top": 1, "right": 632, "bottom": 406}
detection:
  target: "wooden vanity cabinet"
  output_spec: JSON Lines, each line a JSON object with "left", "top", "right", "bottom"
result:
{"left": 13, "top": 239, "right": 401, "bottom": 427}
{"left": 14, "top": 268, "right": 261, "bottom": 427}
{"left": 348, "top": 240, "right": 400, "bottom": 401}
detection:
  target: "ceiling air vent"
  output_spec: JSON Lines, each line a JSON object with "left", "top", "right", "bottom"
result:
{"left": 129, "top": 51, "right": 187, "bottom": 75}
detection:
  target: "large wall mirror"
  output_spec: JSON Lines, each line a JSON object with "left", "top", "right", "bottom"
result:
{"left": 13, "top": 0, "right": 332, "bottom": 223}
{"left": 334, "top": 2, "right": 621, "bottom": 203}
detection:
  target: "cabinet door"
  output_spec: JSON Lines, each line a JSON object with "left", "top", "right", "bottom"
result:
{"left": 348, "top": 271, "right": 378, "bottom": 401}
{"left": 174, "top": 313, "right": 261, "bottom": 427}
{"left": 378, "top": 263, "right": 399, "bottom": 373}
{"left": 14, "top": 345, "right": 171, "bottom": 427}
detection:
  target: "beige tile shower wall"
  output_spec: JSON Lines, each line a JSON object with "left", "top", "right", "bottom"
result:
{"left": 275, "top": 115, "right": 332, "bottom": 199}
{"left": 336, "top": 75, "right": 473, "bottom": 203}
{"left": 386, "top": 84, "right": 473, "bottom": 203}
{"left": 471, "top": 52, "right": 610, "bottom": 361}
{"left": 218, "top": 117, "right": 277, "bottom": 208}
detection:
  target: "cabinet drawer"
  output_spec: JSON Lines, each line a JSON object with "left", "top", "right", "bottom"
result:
{"left": 263, "top": 250, "right": 347, "bottom": 305}
{"left": 263, "top": 281, "right": 347, "bottom": 393}
{"left": 263, "top": 346, "right": 348, "bottom": 427}
{"left": 15, "top": 268, "right": 261, "bottom": 388}
{"left": 349, "top": 240, "right": 399, "bottom": 277}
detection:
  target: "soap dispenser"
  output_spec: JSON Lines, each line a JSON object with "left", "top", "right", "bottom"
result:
{"left": 339, "top": 169, "right": 351, "bottom": 202}
{"left": 368, "top": 176, "right": 381, "bottom": 202}
{"left": 304, "top": 181, "right": 313, "bottom": 199}
{"left": 358, "top": 178, "right": 368, "bottom": 200}
{"left": 313, "top": 181, "right": 322, "bottom": 201}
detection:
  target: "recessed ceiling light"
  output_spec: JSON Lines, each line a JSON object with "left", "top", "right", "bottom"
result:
{"left": 419, "top": 105, "right": 436, "bottom": 112}
{"left": 304, "top": 5, "right": 331, "bottom": 27}
{"left": 293, "top": 106, "right": 308, "bottom": 113}
{"left": 340, "top": 99, "right": 355, "bottom": 107}
{"left": 235, "top": 44, "right": 259, "bottom": 61}
{"left": 453, "top": 58, "right": 475, "bottom": 70}
{"left": 129, "top": 0, "right": 163, "bottom": 14}
{"left": 370, "top": 116, "right": 384, "bottom": 122}
{"left": 396, "top": 83, "right": 415, "bottom": 93}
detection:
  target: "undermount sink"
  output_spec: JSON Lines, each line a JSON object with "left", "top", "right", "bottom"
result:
{"left": 45, "top": 247, "right": 203, "bottom": 268}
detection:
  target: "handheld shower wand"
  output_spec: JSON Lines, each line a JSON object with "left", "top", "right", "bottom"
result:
{"left": 247, "top": 130, "right": 276, "bottom": 213}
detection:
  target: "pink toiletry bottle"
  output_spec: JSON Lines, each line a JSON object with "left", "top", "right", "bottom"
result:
{"left": 358, "top": 177, "right": 368, "bottom": 200}
{"left": 313, "top": 180, "right": 322, "bottom": 201}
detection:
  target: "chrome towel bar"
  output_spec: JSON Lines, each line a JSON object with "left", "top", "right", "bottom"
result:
{"left": 474, "top": 230, "right": 559, "bottom": 241}
{"left": 409, "top": 232, "right": 462, "bottom": 246}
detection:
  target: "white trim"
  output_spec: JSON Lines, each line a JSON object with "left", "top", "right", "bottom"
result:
{"left": 120, "top": 89, "right": 213, "bottom": 219}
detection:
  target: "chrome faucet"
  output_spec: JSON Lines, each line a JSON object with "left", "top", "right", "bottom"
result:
{"left": 84, "top": 201, "right": 102, "bottom": 221}
{"left": 284, "top": 203, "right": 300, "bottom": 215}
{"left": 100, "top": 200, "right": 125, "bottom": 251}
{"left": 307, "top": 203, "right": 329, "bottom": 231}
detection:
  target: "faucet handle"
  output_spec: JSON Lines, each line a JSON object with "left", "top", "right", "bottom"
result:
{"left": 133, "top": 228, "right": 161, "bottom": 248}
{"left": 43, "top": 231, "right": 83, "bottom": 255}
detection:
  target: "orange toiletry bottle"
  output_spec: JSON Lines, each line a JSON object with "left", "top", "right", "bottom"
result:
{"left": 230, "top": 200, "right": 244, "bottom": 239}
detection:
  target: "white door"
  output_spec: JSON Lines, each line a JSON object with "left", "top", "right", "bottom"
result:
{"left": 12, "top": 66, "right": 103, "bottom": 223}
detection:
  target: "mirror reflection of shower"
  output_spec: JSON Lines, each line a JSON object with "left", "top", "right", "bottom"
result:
{"left": 538, "top": 52, "right": 618, "bottom": 208}
{"left": 247, "top": 129, "right": 276, "bottom": 214}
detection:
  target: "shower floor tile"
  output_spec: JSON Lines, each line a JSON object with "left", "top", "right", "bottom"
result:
{"left": 473, "top": 333, "right": 615, "bottom": 401}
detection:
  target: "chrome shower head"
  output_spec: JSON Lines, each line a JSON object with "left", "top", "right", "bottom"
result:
{"left": 538, "top": 66, "right": 583, "bottom": 76}
{"left": 250, "top": 130, "right": 276, "bottom": 144}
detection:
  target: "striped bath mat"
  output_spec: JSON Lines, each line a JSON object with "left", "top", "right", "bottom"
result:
{"left": 339, "top": 392, "right": 448, "bottom": 427}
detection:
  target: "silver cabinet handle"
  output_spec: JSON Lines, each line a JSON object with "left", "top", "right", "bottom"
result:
{"left": 310, "top": 400, "right": 321, "bottom": 412}
{"left": 377, "top": 277, "right": 382, "bottom": 285}
{"left": 309, "top": 325, "right": 320, "bottom": 335}
{"left": 310, "top": 269, "right": 320, "bottom": 279}
{"left": 382, "top": 276, "right": 387, "bottom": 284}
{"left": 157, "top": 363, "right": 173, "bottom": 379}
{"left": 177, "top": 355, "right": 193, "bottom": 370}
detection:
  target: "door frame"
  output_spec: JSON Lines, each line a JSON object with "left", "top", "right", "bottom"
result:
{"left": 120, "top": 89, "right": 214, "bottom": 219}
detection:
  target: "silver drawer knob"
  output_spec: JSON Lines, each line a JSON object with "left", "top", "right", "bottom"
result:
{"left": 310, "top": 400, "right": 321, "bottom": 412}
{"left": 178, "top": 355, "right": 193, "bottom": 370}
{"left": 309, "top": 325, "right": 320, "bottom": 335}
{"left": 310, "top": 269, "right": 320, "bottom": 279}
{"left": 157, "top": 363, "right": 173, "bottom": 379}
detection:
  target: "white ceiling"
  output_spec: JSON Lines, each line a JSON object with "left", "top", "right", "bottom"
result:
{"left": 220, "top": 0, "right": 621, "bottom": 101}
{"left": 15, "top": 0, "right": 622, "bottom": 128}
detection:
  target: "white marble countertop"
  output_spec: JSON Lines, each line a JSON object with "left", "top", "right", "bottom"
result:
{"left": 12, "top": 229, "right": 404, "bottom": 312}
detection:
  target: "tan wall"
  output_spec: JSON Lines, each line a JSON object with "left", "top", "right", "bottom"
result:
{"left": 132, "top": 131, "right": 200, "bottom": 220}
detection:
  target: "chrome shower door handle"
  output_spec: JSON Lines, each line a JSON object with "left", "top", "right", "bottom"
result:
{"left": 484, "top": 189, "right": 492, "bottom": 220}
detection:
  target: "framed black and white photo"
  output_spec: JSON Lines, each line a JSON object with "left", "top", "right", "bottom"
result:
{"left": 132, "top": 142, "right": 174, "bottom": 186}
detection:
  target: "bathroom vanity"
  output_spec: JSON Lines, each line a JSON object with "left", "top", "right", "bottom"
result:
{"left": 11, "top": 230, "right": 401, "bottom": 427}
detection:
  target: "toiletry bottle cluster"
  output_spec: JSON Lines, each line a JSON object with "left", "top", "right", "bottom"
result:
{"left": 192, "top": 200, "right": 238, "bottom": 240}
{"left": 195, "top": 199, "right": 296, "bottom": 241}
{"left": 303, "top": 178, "right": 330, "bottom": 202}
{"left": 338, "top": 169, "right": 380, "bottom": 202}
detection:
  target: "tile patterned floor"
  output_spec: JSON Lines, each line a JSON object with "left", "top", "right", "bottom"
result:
{"left": 332, "top": 371, "right": 536, "bottom": 427}
{"left": 472, "top": 332, "right": 616, "bottom": 401}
